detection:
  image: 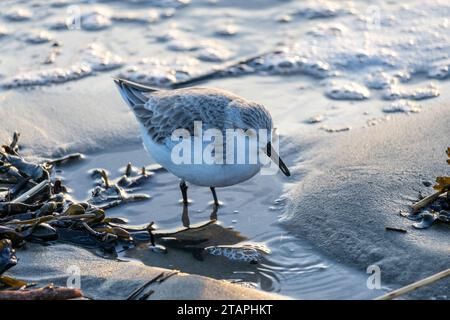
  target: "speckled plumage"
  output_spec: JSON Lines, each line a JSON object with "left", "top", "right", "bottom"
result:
{"left": 116, "top": 81, "right": 273, "bottom": 143}
{"left": 114, "top": 78, "right": 286, "bottom": 188}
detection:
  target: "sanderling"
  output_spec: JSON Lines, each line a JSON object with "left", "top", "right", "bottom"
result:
{"left": 114, "top": 78, "right": 290, "bottom": 207}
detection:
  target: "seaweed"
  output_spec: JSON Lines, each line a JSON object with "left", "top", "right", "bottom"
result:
{"left": 403, "top": 148, "right": 450, "bottom": 229}
{"left": 0, "top": 285, "right": 83, "bottom": 300}
{"left": 0, "top": 132, "right": 268, "bottom": 299}
{"left": 0, "top": 132, "right": 154, "bottom": 295}
{"left": 88, "top": 168, "right": 151, "bottom": 210}
{"left": 0, "top": 239, "right": 17, "bottom": 275}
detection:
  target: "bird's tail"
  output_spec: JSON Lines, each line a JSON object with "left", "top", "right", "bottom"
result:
{"left": 113, "top": 78, "right": 159, "bottom": 108}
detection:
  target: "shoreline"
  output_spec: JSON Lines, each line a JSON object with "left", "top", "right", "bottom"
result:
{"left": 9, "top": 243, "right": 285, "bottom": 300}
{"left": 282, "top": 101, "right": 450, "bottom": 299}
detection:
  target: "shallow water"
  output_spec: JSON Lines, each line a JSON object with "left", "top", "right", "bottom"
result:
{"left": 57, "top": 146, "right": 384, "bottom": 299}
{"left": 0, "top": 0, "right": 449, "bottom": 299}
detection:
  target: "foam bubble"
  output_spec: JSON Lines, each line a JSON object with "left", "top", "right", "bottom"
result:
{"left": 325, "top": 80, "right": 370, "bottom": 100}
{"left": 382, "top": 100, "right": 421, "bottom": 113}
{"left": 117, "top": 57, "right": 199, "bottom": 87}
{"left": 155, "top": 28, "right": 180, "bottom": 42}
{"left": 4, "top": 7, "right": 32, "bottom": 21}
{"left": 160, "top": 8, "right": 176, "bottom": 18}
{"left": 50, "top": 0, "right": 71, "bottom": 8}
{"left": 0, "top": 25, "right": 9, "bottom": 37}
{"left": 364, "top": 71, "right": 397, "bottom": 89}
{"left": 306, "top": 23, "right": 347, "bottom": 38}
{"left": 197, "top": 46, "right": 232, "bottom": 62}
{"left": 205, "top": 243, "right": 270, "bottom": 262}
{"left": 306, "top": 114, "right": 325, "bottom": 124}
{"left": 124, "top": 0, "right": 190, "bottom": 7}
{"left": 165, "top": 37, "right": 232, "bottom": 62}
{"left": 112, "top": 10, "right": 159, "bottom": 24}
{"left": 46, "top": 18, "right": 69, "bottom": 30}
{"left": 1, "top": 63, "right": 92, "bottom": 89}
{"left": 320, "top": 125, "right": 352, "bottom": 133}
{"left": 1, "top": 43, "right": 123, "bottom": 88}
{"left": 276, "top": 14, "right": 292, "bottom": 23}
{"left": 428, "top": 59, "right": 450, "bottom": 79}
{"left": 214, "top": 24, "right": 238, "bottom": 36}
{"left": 167, "top": 39, "right": 198, "bottom": 52}
{"left": 82, "top": 43, "right": 124, "bottom": 71}
{"left": 82, "top": 8, "right": 112, "bottom": 31}
{"left": 332, "top": 49, "right": 398, "bottom": 68}
{"left": 292, "top": 1, "right": 346, "bottom": 19}
{"left": 22, "top": 30, "right": 54, "bottom": 44}
{"left": 253, "top": 51, "right": 330, "bottom": 78}
{"left": 383, "top": 83, "right": 440, "bottom": 100}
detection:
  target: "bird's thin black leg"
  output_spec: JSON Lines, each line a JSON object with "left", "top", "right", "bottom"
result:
{"left": 182, "top": 205, "right": 190, "bottom": 228}
{"left": 210, "top": 203, "right": 218, "bottom": 221}
{"left": 180, "top": 180, "right": 189, "bottom": 206}
{"left": 210, "top": 187, "right": 219, "bottom": 207}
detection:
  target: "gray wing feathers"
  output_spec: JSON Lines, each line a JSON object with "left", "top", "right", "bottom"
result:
{"left": 115, "top": 78, "right": 272, "bottom": 144}
{"left": 143, "top": 93, "right": 228, "bottom": 142}
{"left": 114, "top": 78, "right": 158, "bottom": 107}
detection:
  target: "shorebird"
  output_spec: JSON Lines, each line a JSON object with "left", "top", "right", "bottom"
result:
{"left": 114, "top": 78, "right": 290, "bottom": 208}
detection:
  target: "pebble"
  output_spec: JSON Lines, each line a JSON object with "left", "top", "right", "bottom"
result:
{"left": 306, "top": 114, "right": 325, "bottom": 124}
{"left": 422, "top": 181, "right": 432, "bottom": 187}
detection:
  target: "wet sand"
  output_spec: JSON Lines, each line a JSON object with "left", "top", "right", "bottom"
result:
{"left": 10, "top": 243, "right": 285, "bottom": 300}
{"left": 283, "top": 101, "right": 450, "bottom": 299}
{"left": 1, "top": 0, "right": 449, "bottom": 300}
{"left": 40, "top": 144, "right": 383, "bottom": 299}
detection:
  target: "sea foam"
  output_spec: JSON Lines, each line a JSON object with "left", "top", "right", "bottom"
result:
{"left": 1, "top": 43, "right": 123, "bottom": 88}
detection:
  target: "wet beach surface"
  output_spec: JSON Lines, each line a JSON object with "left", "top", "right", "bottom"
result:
{"left": 1, "top": 0, "right": 449, "bottom": 299}
{"left": 56, "top": 146, "right": 382, "bottom": 299}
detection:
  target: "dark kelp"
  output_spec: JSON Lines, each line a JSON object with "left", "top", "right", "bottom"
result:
{"left": 0, "top": 239, "right": 17, "bottom": 275}
{"left": 0, "top": 132, "right": 269, "bottom": 299}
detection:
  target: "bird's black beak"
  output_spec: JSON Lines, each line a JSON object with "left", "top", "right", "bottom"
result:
{"left": 265, "top": 142, "right": 290, "bottom": 177}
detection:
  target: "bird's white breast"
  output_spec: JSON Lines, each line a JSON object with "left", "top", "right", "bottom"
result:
{"left": 139, "top": 125, "right": 262, "bottom": 187}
